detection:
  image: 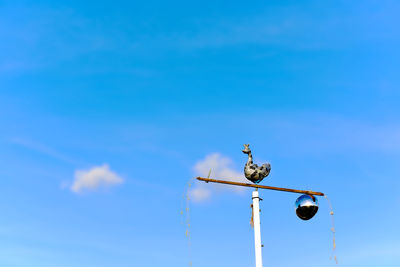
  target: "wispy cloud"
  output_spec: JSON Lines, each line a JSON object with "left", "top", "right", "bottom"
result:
{"left": 0, "top": 6, "right": 117, "bottom": 74}
{"left": 264, "top": 114, "right": 400, "bottom": 155}
{"left": 190, "top": 153, "right": 246, "bottom": 202}
{"left": 161, "top": 3, "right": 400, "bottom": 51}
{"left": 10, "top": 137, "right": 78, "bottom": 164}
{"left": 70, "top": 164, "right": 123, "bottom": 193}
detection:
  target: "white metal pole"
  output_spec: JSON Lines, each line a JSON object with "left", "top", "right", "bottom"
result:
{"left": 252, "top": 190, "right": 263, "bottom": 267}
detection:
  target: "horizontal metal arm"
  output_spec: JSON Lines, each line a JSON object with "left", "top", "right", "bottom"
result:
{"left": 196, "top": 177, "right": 325, "bottom": 196}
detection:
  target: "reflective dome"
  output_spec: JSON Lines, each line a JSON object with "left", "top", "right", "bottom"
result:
{"left": 295, "top": 194, "right": 319, "bottom": 220}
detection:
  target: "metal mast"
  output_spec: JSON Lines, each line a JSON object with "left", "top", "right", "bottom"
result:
{"left": 252, "top": 190, "right": 263, "bottom": 267}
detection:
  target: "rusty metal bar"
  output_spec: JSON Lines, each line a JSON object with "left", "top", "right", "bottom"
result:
{"left": 196, "top": 177, "right": 325, "bottom": 196}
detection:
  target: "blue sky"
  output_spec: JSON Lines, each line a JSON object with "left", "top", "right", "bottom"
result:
{"left": 1, "top": 0, "right": 400, "bottom": 266}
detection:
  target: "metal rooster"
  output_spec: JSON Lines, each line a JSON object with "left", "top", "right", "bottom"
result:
{"left": 242, "top": 144, "right": 271, "bottom": 184}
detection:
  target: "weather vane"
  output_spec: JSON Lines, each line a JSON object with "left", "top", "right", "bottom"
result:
{"left": 196, "top": 144, "right": 323, "bottom": 267}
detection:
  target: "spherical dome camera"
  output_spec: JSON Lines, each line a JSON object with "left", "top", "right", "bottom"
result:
{"left": 295, "top": 194, "right": 319, "bottom": 220}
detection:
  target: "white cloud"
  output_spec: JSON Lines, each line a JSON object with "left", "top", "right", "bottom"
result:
{"left": 190, "top": 153, "right": 246, "bottom": 202}
{"left": 71, "top": 164, "right": 123, "bottom": 193}
{"left": 190, "top": 186, "right": 212, "bottom": 203}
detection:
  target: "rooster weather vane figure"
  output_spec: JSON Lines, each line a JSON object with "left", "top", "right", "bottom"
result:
{"left": 242, "top": 144, "right": 271, "bottom": 184}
